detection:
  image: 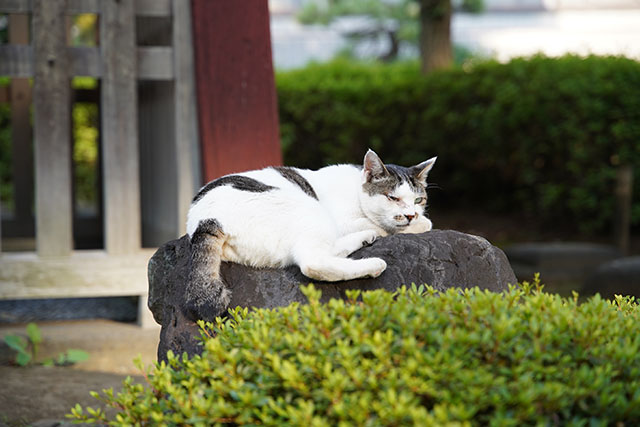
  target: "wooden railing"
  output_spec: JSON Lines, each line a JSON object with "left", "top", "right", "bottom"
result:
{"left": 0, "top": 0, "right": 201, "bottom": 326}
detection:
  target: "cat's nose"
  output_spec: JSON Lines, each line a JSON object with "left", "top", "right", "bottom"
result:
{"left": 405, "top": 214, "right": 415, "bottom": 222}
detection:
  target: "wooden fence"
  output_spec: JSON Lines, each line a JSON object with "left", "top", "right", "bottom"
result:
{"left": 0, "top": 0, "right": 201, "bottom": 326}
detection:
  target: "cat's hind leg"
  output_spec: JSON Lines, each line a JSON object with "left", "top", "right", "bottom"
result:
{"left": 185, "top": 218, "right": 232, "bottom": 321}
{"left": 333, "top": 229, "right": 379, "bottom": 257}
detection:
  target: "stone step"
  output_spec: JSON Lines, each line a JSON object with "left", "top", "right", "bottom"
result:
{"left": 505, "top": 242, "right": 621, "bottom": 284}
{"left": 582, "top": 256, "right": 640, "bottom": 299}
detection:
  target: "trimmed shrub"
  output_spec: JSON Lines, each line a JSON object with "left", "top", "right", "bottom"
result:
{"left": 71, "top": 282, "right": 640, "bottom": 425}
{"left": 277, "top": 56, "right": 640, "bottom": 232}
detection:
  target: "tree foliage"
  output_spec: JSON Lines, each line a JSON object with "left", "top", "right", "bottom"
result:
{"left": 298, "top": 0, "right": 483, "bottom": 67}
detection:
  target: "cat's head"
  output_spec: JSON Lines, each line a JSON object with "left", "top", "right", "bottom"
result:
{"left": 359, "top": 149, "right": 436, "bottom": 234}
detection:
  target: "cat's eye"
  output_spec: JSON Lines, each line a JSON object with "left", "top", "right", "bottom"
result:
{"left": 415, "top": 197, "right": 425, "bottom": 204}
{"left": 386, "top": 194, "right": 399, "bottom": 202}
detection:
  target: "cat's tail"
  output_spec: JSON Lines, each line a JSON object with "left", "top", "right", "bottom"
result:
{"left": 184, "top": 218, "right": 232, "bottom": 322}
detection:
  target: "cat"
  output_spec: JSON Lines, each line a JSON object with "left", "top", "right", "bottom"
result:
{"left": 185, "top": 149, "right": 436, "bottom": 321}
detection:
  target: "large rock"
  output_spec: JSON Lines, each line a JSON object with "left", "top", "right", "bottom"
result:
{"left": 148, "top": 230, "right": 516, "bottom": 361}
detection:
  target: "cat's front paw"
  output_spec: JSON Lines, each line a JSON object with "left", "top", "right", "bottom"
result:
{"left": 361, "top": 229, "right": 379, "bottom": 247}
{"left": 365, "top": 257, "right": 387, "bottom": 278}
{"left": 400, "top": 216, "right": 432, "bottom": 234}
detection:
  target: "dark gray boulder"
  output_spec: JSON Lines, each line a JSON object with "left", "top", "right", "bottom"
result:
{"left": 148, "top": 230, "right": 516, "bottom": 361}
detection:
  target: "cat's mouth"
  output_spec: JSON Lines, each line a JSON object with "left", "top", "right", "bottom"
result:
{"left": 393, "top": 215, "right": 411, "bottom": 228}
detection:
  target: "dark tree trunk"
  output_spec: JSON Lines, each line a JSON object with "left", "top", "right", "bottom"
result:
{"left": 380, "top": 30, "right": 399, "bottom": 62}
{"left": 419, "top": 0, "right": 453, "bottom": 73}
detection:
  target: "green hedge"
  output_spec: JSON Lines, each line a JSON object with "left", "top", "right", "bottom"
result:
{"left": 71, "top": 282, "right": 640, "bottom": 425}
{"left": 277, "top": 55, "right": 640, "bottom": 232}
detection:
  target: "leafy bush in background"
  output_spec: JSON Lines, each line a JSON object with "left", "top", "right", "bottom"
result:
{"left": 277, "top": 55, "right": 640, "bottom": 233}
{"left": 71, "top": 283, "right": 640, "bottom": 425}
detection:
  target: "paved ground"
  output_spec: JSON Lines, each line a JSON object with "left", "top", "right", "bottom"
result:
{"left": 0, "top": 320, "right": 160, "bottom": 426}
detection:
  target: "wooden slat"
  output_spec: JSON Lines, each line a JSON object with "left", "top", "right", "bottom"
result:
{"left": 137, "top": 47, "right": 173, "bottom": 80}
{"left": 139, "top": 81, "right": 177, "bottom": 246}
{"left": 0, "top": 0, "right": 29, "bottom": 13}
{"left": 0, "top": 46, "right": 174, "bottom": 79}
{"left": 33, "top": 0, "right": 73, "bottom": 257}
{"left": 137, "top": 15, "right": 178, "bottom": 246}
{"left": 67, "top": 0, "right": 99, "bottom": 14}
{"left": 0, "top": 0, "right": 171, "bottom": 15}
{"left": 0, "top": 45, "right": 32, "bottom": 77}
{"left": 0, "top": 250, "right": 153, "bottom": 298}
{"left": 69, "top": 46, "right": 101, "bottom": 76}
{"left": 100, "top": 0, "right": 141, "bottom": 254}
{"left": 172, "top": 0, "right": 200, "bottom": 235}
{"left": 0, "top": 0, "right": 101, "bottom": 14}
{"left": 135, "top": 0, "right": 170, "bottom": 17}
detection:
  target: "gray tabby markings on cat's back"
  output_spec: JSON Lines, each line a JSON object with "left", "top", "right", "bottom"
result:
{"left": 272, "top": 166, "right": 319, "bottom": 200}
{"left": 193, "top": 175, "right": 277, "bottom": 203}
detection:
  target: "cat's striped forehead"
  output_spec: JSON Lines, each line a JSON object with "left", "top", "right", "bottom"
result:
{"left": 362, "top": 164, "right": 426, "bottom": 196}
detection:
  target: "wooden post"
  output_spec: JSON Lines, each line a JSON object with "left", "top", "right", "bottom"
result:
{"left": 9, "top": 14, "right": 34, "bottom": 239}
{"left": 33, "top": 0, "right": 73, "bottom": 257}
{"left": 139, "top": 81, "right": 177, "bottom": 246}
{"left": 191, "top": 0, "right": 282, "bottom": 182}
{"left": 100, "top": 0, "right": 141, "bottom": 254}
{"left": 139, "top": 0, "right": 200, "bottom": 246}
{"left": 173, "top": 0, "right": 201, "bottom": 233}
{"left": 614, "top": 165, "right": 633, "bottom": 255}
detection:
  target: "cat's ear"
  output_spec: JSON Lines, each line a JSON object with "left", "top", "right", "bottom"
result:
{"left": 363, "top": 149, "right": 389, "bottom": 183}
{"left": 411, "top": 157, "right": 437, "bottom": 184}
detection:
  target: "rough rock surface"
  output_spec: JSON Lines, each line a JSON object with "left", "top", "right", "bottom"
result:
{"left": 148, "top": 230, "right": 517, "bottom": 361}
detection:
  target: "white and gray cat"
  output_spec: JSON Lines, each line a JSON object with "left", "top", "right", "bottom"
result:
{"left": 185, "top": 149, "right": 436, "bottom": 320}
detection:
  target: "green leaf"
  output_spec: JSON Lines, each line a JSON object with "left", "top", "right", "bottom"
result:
{"left": 26, "top": 322, "right": 42, "bottom": 345}
{"left": 4, "top": 334, "right": 27, "bottom": 353}
{"left": 26, "top": 323, "right": 41, "bottom": 360}
{"left": 16, "top": 351, "right": 32, "bottom": 366}
{"left": 56, "top": 353, "right": 67, "bottom": 365}
{"left": 64, "top": 349, "right": 90, "bottom": 364}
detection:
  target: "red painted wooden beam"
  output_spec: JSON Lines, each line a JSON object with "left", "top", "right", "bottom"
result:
{"left": 191, "top": 0, "right": 282, "bottom": 183}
